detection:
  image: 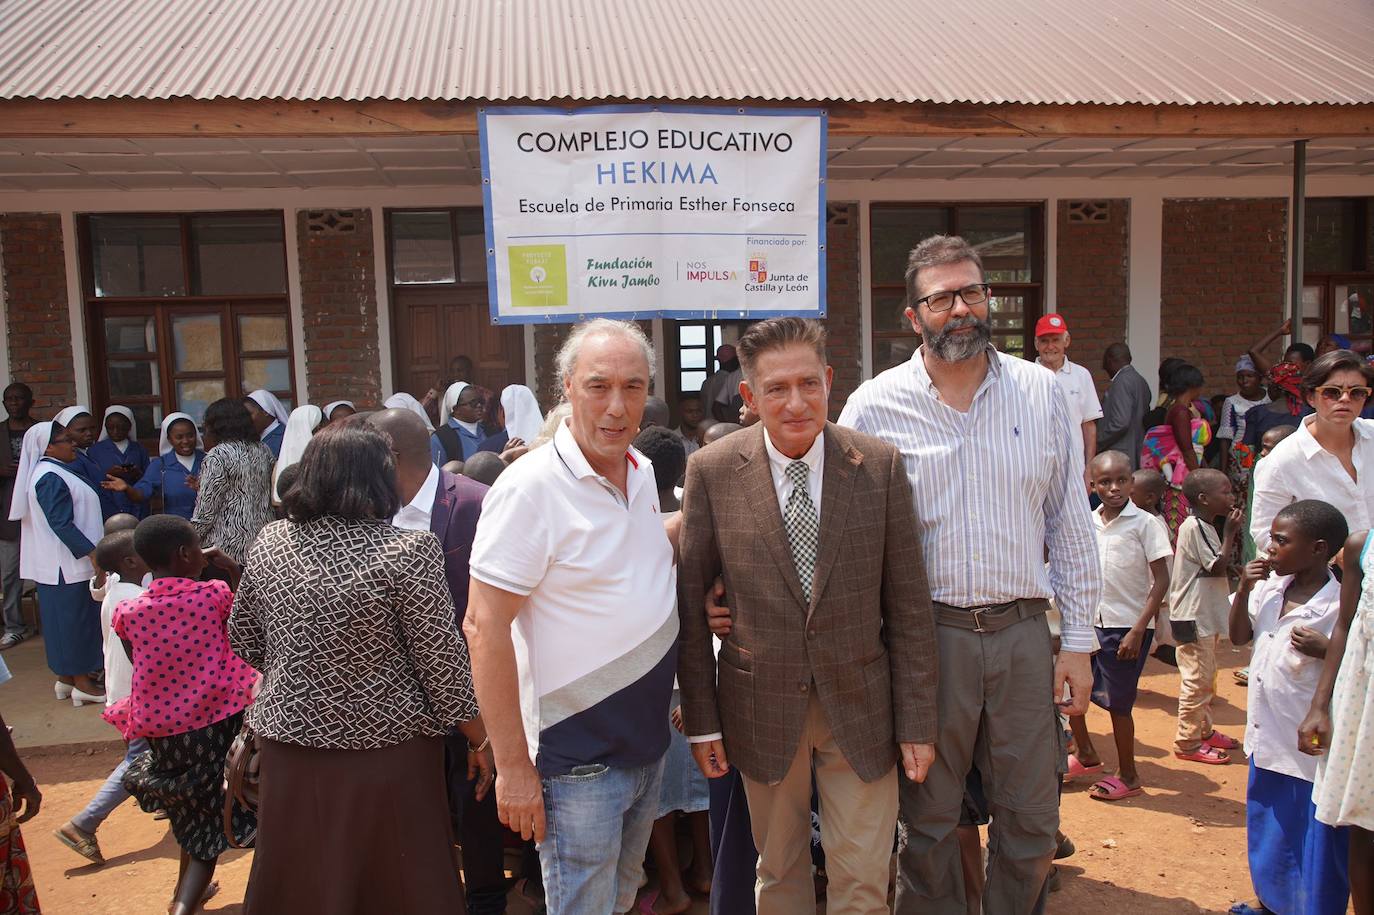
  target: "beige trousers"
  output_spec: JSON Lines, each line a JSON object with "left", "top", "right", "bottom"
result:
{"left": 1175, "top": 634, "right": 1220, "bottom": 752}
{"left": 739, "top": 692, "right": 898, "bottom": 915}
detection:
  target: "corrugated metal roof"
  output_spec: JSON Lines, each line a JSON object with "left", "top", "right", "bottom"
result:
{"left": 2, "top": 0, "right": 1372, "bottom": 105}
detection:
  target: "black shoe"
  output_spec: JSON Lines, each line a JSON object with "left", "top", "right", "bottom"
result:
{"left": 1152, "top": 644, "right": 1178, "bottom": 667}
{"left": 1054, "top": 833, "right": 1075, "bottom": 860}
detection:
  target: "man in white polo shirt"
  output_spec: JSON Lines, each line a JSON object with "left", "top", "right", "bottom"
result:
{"left": 1034, "top": 313, "right": 1103, "bottom": 476}
{"left": 465, "top": 319, "right": 678, "bottom": 915}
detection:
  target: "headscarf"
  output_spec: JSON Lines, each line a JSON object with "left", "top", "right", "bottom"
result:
{"left": 247, "top": 390, "right": 290, "bottom": 427}
{"left": 53, "top": 405, "right": 91, "bottom": 429}
{"left": 158, "top": 412, "right": 204, "bottom": 456}
{"left": 322, "top": 400, "right": 355, "bottom": 420}
{"left": 1235, "top": 355, "right": 1256, "bottom": 375}
{"left": 273, "top": 405, "right": 323, "bottom": 500}
{"left": 1268, "top": 361, "right": 1304, "bottom": 415}
{"left": 7, "top": 422, "right": 52, "bottom": 522}
{"left": 439, "top": 381, "right": 469, "bottom": 425}
{"left": 383, "top": 393, "right": 434, "bottom": 432}
{"left": 500, "top": 385, "right": 543, "bottom": 443}
{"left": 96, "top": 405, "right": 136, "bottom": 442}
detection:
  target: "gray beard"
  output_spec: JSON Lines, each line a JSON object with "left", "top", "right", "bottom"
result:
{"left": 918, "top": 314, "right": 992, "bottom": 363}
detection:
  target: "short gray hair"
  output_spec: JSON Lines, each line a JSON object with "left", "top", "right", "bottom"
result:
{"left": 904, "top": 234, "right": 984, "bottom": 303}
{"left": 555, "top": 319, "right": 656, "bottom": 390}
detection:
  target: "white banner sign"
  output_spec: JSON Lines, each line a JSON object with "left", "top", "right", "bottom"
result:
{"left": 480, "top": 105, "right": 826, "bottom": 324}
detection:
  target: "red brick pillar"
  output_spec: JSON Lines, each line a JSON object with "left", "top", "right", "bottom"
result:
{"left": 0, "top": 213, "right": 77, "bottom": 415}
{"left": 296, "top": 208, "right": 384, "bottom": 408}
{"left": 1055, "top": 200, "right": 1131, "bottom": 397}
{"left": 1161, "top": 198, "right": 1288, "bottom": 392}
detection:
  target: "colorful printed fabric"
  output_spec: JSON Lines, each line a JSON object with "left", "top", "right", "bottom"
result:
{"left": 1268, "top": 362, "right": 1304, "bottom": 415}
{"left": 0, "top": 781, "right": 40, "bottom": 915}
{"left": 1141, "top": 417, "right": 1213, "bottom": 488}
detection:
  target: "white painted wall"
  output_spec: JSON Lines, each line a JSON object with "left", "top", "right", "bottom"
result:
{"left": 3, "top": 175, "right": 1373, "bottom": 402}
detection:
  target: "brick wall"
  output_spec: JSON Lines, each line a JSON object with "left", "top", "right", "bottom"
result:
{"left": 0, "top": 213, "right": 77, "bottom": 415}
{"left": 1160, "top": 198, "right": 1288, "bottom": 396}
{"left": 822, "top": 203, "right": 861, "bottom": 419}
{"left": 1055, "top": 199, "right": 1130, "bottom": 397}
{"left": 296, "top": 208, "right": 383, "bottom": 408}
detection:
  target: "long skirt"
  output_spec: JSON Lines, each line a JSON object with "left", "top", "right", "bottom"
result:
{"left": 1247, "top": 760, "right": 1349, "bottom": 915}
{"left": 0, "top": 780, "right": 39, "bottom": 915}
{"left": 243, "top": 735, "right": 464, "bottom": 915}
{"left": 122, "top": 711, "right": 255, "bottom": 860}
{"left": 35, "top": 576, "right": 102, "bottom": 677}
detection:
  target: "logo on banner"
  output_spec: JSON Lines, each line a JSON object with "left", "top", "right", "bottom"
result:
{"left": 508, "top": 245, "right": 569, "bottom": 308}
{"left": 748, "top": 256, "right": 768, "bottom": 284}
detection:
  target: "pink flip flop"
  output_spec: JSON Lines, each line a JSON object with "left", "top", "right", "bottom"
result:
{"left": 1064, "top": 753, "right": 1104, "bottom": 780}
{"left": 1175, "top": 745, "right": 1231, "bottom": 765}
{"left": 1088, "top": 775, "right": 1143, "bottom": 802}
{"left": 1204, "top": 730, "right": 1240, "bottom": 751}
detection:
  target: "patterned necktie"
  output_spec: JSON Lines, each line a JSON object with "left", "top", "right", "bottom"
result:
{"left": 783, "top": 459, "right": 819, "bottom": 604}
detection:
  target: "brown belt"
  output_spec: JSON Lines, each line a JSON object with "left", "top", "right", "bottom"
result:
{"left": 932, "top": 598, "right": 1050, "bottom": 634}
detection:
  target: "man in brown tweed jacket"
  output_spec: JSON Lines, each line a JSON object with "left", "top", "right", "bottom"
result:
{"left": 677, "top": 316, "right": 938, "bottom": 915}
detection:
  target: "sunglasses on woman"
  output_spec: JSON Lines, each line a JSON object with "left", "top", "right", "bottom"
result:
{"left": 1315, "top": 384, "right": 1372, "bottom": 403}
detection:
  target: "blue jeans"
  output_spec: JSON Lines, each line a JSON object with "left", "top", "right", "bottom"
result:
{"left": 539, "top": 756, "right": 665, "bottom": 915}
{"left": 71, "top": 738, "right": 149, "bottom": 834}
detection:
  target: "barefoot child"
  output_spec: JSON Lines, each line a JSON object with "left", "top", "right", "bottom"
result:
{"left": 1301, "top": 525, "right": 1374, "bottom": 915}
{"left": 54, "top": 530, "right": 149, "bottom": 865}
{"left": 104, "top": 515, "right": 257, "bottom": 915}
{"left": 1172, "top": 469, "right": 1245, "bottom": 764}
{"left": 1231, "top": 500, "right": 1351, "bottom": 915}
{"left": 1069, "top": 452, "right": 1172, "bottom": 801}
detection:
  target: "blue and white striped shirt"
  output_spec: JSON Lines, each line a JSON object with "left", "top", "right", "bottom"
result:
{"left": 838, "top": 346, "right": 1102, "bottom": 653}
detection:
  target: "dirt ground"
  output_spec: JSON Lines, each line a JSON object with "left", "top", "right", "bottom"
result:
{"left": 18, "top": 641, "right": 1277, "bottom": 914}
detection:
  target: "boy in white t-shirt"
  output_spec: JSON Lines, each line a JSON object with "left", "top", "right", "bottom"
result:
{"left": 1068, "top": 452, "right": 1172, "bottom": 801}
{"left": 1171, "top": 469, "right": 1245, "bottom": 765}
{"left": 53, "top": 529, "right": 149, "bottom": 865}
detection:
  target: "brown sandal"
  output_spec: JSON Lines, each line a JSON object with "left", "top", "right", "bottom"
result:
{"left": 53, "top": 823, "right": 104, "bottom": 865}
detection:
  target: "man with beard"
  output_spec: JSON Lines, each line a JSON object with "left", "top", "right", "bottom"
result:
{"left": 838, "top": 235, "right": 1101, "bottom": 915}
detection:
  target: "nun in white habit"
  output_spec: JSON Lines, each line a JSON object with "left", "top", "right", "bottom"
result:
{"left": 272, "top": 405, "right": 323, "bottom": 501}
{"left": 244, "top": 390, "right": 290, "bottom": 457}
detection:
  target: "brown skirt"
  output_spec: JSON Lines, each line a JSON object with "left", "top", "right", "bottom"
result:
{"left": 243, "top": 735, "right": 465, "bottom": 915}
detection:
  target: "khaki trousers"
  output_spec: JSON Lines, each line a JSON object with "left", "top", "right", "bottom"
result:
{"left": 739, "top": 692, "right": 897, "bottom": 915}
{"left": 1175, "top": 634, "right": 1220, "bottom": 752}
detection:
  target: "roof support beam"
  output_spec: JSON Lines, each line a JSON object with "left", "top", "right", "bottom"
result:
{"left": 0, "top": 98, "right": 1372, "bottom": 139}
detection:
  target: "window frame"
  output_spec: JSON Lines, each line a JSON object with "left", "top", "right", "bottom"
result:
{"left": 868, "top": 202, "right": 1046, "bottom": 372}
{"left": 79, "top": 211, "right": 296, "bottom": 445}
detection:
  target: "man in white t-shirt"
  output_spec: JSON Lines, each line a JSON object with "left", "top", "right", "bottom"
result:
{"left": 1034, "top": 313, "right": 1103, "bottom": 477}
{"left": 465, "top": 319, "right": 678, "bottom": 915}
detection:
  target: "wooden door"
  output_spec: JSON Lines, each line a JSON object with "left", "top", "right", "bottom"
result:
{"left": 391, "top": 284, "right": 525, "bottom": 399}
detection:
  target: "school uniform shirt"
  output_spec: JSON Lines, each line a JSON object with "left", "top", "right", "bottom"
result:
{"left": 1169, "top": 515, "right": 1231, "bottom": 638}
{"left": 88, "top": 437, "right": 151, "bottom": 518}
{"left": 1244, "top": 572, "right": 1341, "bottom": 782}
{"left": 100, "top": 577, "right": 145, "bottom": 706}
{"left": 1092, "top": 500, "right": 1173, "bottom": 629}
{"left": 132, "top": 451, "right": 204, "bottom": 520}
{"left": 1037, "top": 357, "right": 1104, "bottom": 432}
{"left": 1250, "top": 416, "right": 1374, "bottom": 553}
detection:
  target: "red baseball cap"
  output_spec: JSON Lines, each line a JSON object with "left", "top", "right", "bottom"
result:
{"left": 1035, "top": 313, "right": 1069, "bottom": 337}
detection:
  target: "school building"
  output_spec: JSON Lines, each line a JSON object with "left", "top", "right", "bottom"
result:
{"left": 1, "top": 0, "right": 1372, "bottom": 438}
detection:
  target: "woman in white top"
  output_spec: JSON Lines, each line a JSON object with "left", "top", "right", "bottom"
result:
{"left": 10, "top": 421, "right": 105, "bottom": 704}
{"left": 1251, "top": 350, "right": 1374, "bottom": 556}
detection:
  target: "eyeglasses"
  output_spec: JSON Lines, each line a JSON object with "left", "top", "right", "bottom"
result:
{"left": 911, "top": 283, "right": 991, "bottom": 314}
{"left": 1316, "top": 384, "right": 1372, "bottom": 403}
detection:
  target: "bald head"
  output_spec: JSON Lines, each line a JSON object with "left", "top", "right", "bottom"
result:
{"left": 369, "top": 408, "right": 432, "bottom": 468}
{"left": 703, "top": 422, "right": 743, "bottom": 445}
{"left": 462, "top": 451, "right": 506, "bottom": 487}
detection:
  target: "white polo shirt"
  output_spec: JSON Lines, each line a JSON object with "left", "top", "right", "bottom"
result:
{"left": 1092, "top": 500, "right": 1173, "bottom": 629}
{"left": 469, "top": 419, "right": 678, "bottom": 776}
{"left": 1037, "top": 357, "right": 1104, "bottom": 429}
{"left": 1244, "top": 573, "right": 1342, "bottom": 782}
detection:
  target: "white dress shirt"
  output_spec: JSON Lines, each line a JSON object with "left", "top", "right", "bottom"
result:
{"left": 392, "top": 464, "right": 440, "bottom": 531}
{"left": 1092, "top": 500, "right": 1173, "bottom": 629}
{"left": 1037, "top": 357, "right": 1104, "bottom": 430}
{"left": 839, "top": 346, "right": 1102, "bottom": 653}
{"left": 762, "top": 427, "right": 825, "bottom": 515}
{"left": 1250, "top": 417, "right": 1374, "bottom": 551}
{"left": 1244, "top": 572, "right": 1342, "bottom": 782}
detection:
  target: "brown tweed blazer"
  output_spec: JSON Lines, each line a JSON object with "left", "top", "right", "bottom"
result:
{"left": 676, "top": 422, "right": 937, "bottom": 785}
